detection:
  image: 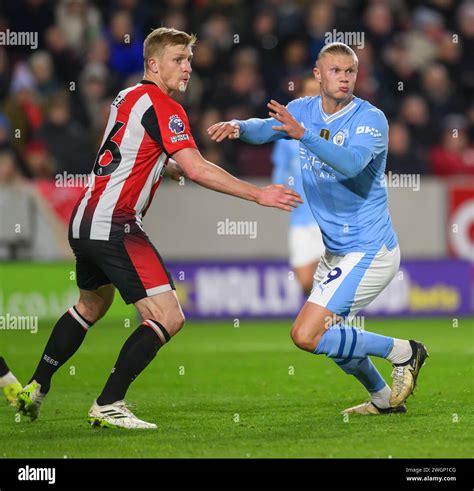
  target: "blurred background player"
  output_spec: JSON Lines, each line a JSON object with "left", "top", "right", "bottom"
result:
{"left": 208, "top": 42, "right": 429, "bottom": 416}
{"left": 0, "top": 356, "right": 22, "bottom": 405}
{"left": 271, "top": 74, "right": 324, "bottom": 296}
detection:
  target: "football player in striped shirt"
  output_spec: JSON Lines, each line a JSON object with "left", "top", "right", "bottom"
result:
{"left": 208, "top": 43, "right": 428, "bottom": 415}
{"left": 17, "top": 28, "right": 302, "bottom": 429}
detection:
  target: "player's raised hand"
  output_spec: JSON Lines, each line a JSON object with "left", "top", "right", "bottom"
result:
{"left": 207, "top": 121, "right": 240, "bottom": 142}
{"left": 268, "top": 100, "right": 305, "bottom": 140}
{"left": 256, "top": 184, "right": 304, "bottom": 211}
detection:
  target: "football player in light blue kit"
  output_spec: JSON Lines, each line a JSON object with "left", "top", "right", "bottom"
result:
{"left": 208, "top": 42, "right": 428, "bottom": 415}
{"left": 272, "top": 75, "right": 324, "bottom": 296}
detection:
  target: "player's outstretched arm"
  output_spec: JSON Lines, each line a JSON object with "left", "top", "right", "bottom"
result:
{"left": 207, "top": 118, "right": 285, "bottom": 145}
{"left": 172, "top": 147, "right": 303, "bottom": 211}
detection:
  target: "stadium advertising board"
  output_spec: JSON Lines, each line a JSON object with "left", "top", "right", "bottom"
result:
{"left": 0, "top": 260, "right": 471, "bottom": 323}
{"left": 168, "top": 260, "right": 472, "bottom": 318}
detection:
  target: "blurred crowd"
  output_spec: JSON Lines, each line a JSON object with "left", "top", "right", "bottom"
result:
{"left": 0, "top": 0, "right": 473, "bottom": 184}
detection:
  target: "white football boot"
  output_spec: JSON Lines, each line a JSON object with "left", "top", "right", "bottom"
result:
{"left": 390, "top": 340, "right": 429, "bottom": 407}
{"left": 341, "top": 401, "right": 407, "bottom": 415}
{"left": 88, "top": 400, "right": 157, "bottom": 429}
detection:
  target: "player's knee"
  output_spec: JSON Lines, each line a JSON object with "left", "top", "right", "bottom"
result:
{"left": 290, "top": 324, "right": 318, "bottom": 352}
{"left": 145, "top": 306, "right": 185, "bottom": 338}
{"left": 168, "top": 309, "right": 185, "bottom": 336}
{"left": 75, "top": 300, "right": 107, "bottom": 325}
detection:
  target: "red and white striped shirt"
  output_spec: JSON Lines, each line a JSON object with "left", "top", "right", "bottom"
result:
{"left": 69, "top": 80, "right": 197, "bottom": 240}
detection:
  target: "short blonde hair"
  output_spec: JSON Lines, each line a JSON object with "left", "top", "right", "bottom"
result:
{"left": 316, "top": 42, "right": 358, "bottom": 66}
{"left": 143, "top": 27, "right": 197, "bottom": 70}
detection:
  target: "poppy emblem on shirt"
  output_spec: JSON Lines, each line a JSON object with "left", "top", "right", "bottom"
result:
{"left": 169, "top": 115, "right": 185, "bottom": 134}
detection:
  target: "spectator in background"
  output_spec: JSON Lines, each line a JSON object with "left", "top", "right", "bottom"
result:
{"left": 161, "top": 9, "right": 188, "bottom": 33}
{"left": 381, "top": 36, "right": 420, "bottom": 96}
{"left": 107, "top": 0, "right": 151, "bottom": 33}
{"left": 404, "top": 7, "right": 444, "bottom": 71}
{"left": 398, "top": 94, "right": 439, "bottom": 161}
{"left": 105, "top": 11, "right": 144, "bottom": 79}
{"left": 430, "top": 115, "right": 474, "bottom": 176}
{"left": 421, "top": 62, "right": 463, "bottom": 118}
{"left": 363, "top": 1, "right": 395, "bottom": 58}
{"left": 456, "top": 0, "right": 474, "bottom": 98}
{"left": 44, "top": 26, "right": 82, "bottom": 85}
{"left": 56, "top": 0, "right": 102, "bottom": 57}
{"left": 387, "top": 121, "right": 428, "bottom": 175}
{"left": 23, "top": 141, "right": 55, "bottom": 178}
{"left": 36, "top": 92, "right": 94, "bottom": 176}
{"left": 3, "top": 64, "right": 43, "bottom": 153}
{"left": 0, "top": 47, "right": 11, "bottom": 101}
{"left": 0, "top": 149, "right": 23, "bottom": 183}
{"left": 436, "top": 30, "right": 462, "bottom": 82}
{"left": 276, "top": 39, "right": 311, "bottom": 102}
{"left": 212, "top": 64, "right": 266, "bottom": 120}
{"left": 199, "top": 13, "right": 234, "bottom": 57}
{"left": 76, "top": 63, "right": 109, "bottom": 133}
{"left": 306, "top": 0, "right": 334, "bottom": 63}
{"left": 190, "top": 40, "right": 218, "bottom": 107}
{"left": 29, "top": 51, "right": 59, "bottom": 104}
{"left": 353, "top": 41, "right": 379, "bottom": 105}
{"left": 248, "top": 10, "right": 280, "bottom": 97}
{"left": 0, "top": 113, "right": 11, "bottom": 151}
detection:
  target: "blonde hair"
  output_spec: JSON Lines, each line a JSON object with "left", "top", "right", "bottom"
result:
{"left": 143, "top": 27, "right": 197, "bottom": 70}
{"left": 316, "top": 42, "right": 358, "bottom": 66}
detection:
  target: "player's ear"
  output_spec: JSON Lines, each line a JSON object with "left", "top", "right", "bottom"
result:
{"left": 313, "top": 67, "right": 321, "bottom": 83}
{"left": 147, "top": 56, "right": 159, "bottom": 74}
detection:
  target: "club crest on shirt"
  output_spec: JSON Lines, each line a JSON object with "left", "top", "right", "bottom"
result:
{"left": 333, "top": 131, "right": 345, "bottom": 145}
{"left": 169, "top": 114, "right": 185, "bottom": 134}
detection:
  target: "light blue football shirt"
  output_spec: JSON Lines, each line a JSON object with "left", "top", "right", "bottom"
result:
{"left": 271, "top": 138, "right": 316, "bottom": 227}
{"left": 238, "top": 95, "right": 398, "bottom": 255}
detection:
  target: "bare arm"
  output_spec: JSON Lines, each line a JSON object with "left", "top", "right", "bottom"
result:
{"left": 172, "top": 147, "right": 303, "bottom": 211}
{"left": 164, "top": 158, "right": 184, "bottom": 181}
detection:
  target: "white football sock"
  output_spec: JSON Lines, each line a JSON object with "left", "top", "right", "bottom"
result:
{"left": 0, "top": 371, "right": 19, "bottom": 388}
{"left": 386, "top": 338, "right": 412, "bottom": 365}
{"left": 370, "top": 384, "right": 391, "bottom": 409}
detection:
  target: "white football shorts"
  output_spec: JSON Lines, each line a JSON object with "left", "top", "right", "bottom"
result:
{"left": 308, "top": 244, "right": 401, "bottom": 321}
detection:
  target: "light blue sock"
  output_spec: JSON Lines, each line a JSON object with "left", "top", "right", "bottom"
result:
{"left": 314, "top": 325, "right": 394, "bottom": 359}
{"left": 333, "top": 356, "right": 386, "bottom": 393}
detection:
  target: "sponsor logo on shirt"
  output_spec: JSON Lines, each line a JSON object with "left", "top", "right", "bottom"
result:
{"left": 356, "top": 126, "right": 381, "bottom": 137}
{"left": 171, "top": 134, "right": 190, "bottom": 143}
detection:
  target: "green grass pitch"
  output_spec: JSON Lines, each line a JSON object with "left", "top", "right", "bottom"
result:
{"left": 1, "top": 317, "right": 472, "bottom": 458}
